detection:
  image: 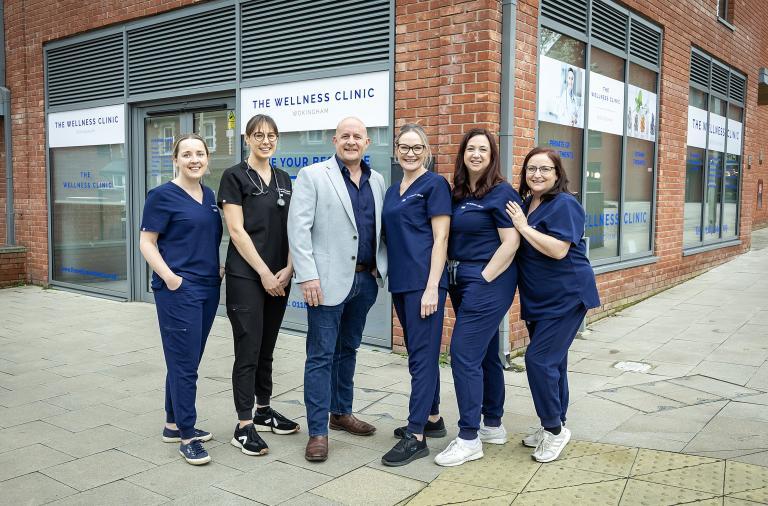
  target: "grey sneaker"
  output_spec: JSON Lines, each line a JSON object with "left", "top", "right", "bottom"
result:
{"left": 522, "top": 427, "right": 545, "bottom": 448}
{"left": 532, "top": 427, "right": 571, "bottom": 463}
{"left": 478, "top": 422, "right": 507, "bottom": 445}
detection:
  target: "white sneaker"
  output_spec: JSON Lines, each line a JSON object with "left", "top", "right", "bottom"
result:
{"left": 532, "top": 427, "right": 571, "bottom": 463}
{"left": 478, "top": 422, "right": 507, "bottom": 444}
{"left": 522, "top": 427, "right": 545, "bottom": 448}
{"left": 434, "top": 437, "right": 484, "bottom": 467}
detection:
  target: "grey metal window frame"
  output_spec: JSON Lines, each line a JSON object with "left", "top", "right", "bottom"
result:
{"left": 43, "top": 0, "right": 395, "bottom": 306}
{"left": 536, "top": 0, "right": 663, "bottom": 269}
{"left": 684, "top": 47, "right": 746, "bottom": 254}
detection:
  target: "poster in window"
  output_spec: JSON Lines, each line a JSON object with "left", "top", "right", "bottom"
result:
{"left": 627, "top": 85, "right": 657, "bottom": 142}
{"left": 708, "top": 113, "right": 726, "bottom": 152}
{"left": 538, "top": 55, "right": 585, "bottom": 128}
{"left": 687, "top": 106, "right": 708, "bottom": 149}
{"left": 726, "top": 120, "right": 742, "bottom": 155}
{"left": 588, "top": 72, "right": 624, "bottom": 136}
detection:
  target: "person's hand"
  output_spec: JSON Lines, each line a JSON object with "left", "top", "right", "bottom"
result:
{"left": 506, "top": 201, "right": 529, "bottom": 231}
{"left": 275, "top": 266, "right": 293, "bottom": 289}
{"left": 165, "top": 274, "right": 183, "bottom": 291}
{"left": 260, "top": 271, "right": 285, "bottom": 297}
{"left": 219, "top": 266, "right": 225, "bottom": 279}
{"left": 420, "top": 286, "right": 439, "bottom": 318}
{"left": 301, "top": 279, "right": 324, "bottom": 306}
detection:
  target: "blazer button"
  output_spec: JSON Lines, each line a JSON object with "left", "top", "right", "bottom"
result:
{"left": 351, "top": 256, "right": 356, "bottom": 260}
{"left": 353, "top": 235, "right": 357, "bottom": 240}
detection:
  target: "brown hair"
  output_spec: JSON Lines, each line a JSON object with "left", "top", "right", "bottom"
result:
{"left": 452, "top": 128, "right": 505, "bottom": 201}
{"left": 517, "top": 147, "right": 573, "bottom": 201}
{"left": 172, "top": 133, "right": 209, "bottom": 158}
{"left": 245, "top": 114, "right": 279, "bottom": 137}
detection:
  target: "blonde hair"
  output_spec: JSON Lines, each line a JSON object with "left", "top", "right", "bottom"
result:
{"left": 395, "top": 123, "right": 433, "bottom": 169}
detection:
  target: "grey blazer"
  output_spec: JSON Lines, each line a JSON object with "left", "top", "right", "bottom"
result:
{"left": 288, "top": 155, "right": 388, "bottom": 306}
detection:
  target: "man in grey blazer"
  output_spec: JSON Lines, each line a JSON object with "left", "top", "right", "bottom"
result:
{"left": 288, "top": 117, "right": 387, "bottom": 462}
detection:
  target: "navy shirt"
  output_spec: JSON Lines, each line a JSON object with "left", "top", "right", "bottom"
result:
{"left": 448, "top": 182, "right": 522, "bottom": 261}
{"left": 336, "top": 155, "right": 376, "bottom": 268}
{"left": 517, "top": 192, "right": 600, "bottom": 320}
{"left": 382, "top": 171, "right": 452, "bottom": 293}
{"left": 140, "top": 182, "right": 223, "bottom": 290}
{"left": 217, "top": 162, "right": 292, "bottom": 279}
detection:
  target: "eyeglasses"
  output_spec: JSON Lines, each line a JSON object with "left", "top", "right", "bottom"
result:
{"left": 526, "top": 165, "right": 555, "bottom": 175}
{"left": 252, "top": 132, "right": 278, "bottom": 143}
{"left": 396, "top": 144, "right": 426, "bottom": 155}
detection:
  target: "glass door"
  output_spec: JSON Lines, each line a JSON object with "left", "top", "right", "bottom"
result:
{"left": 134, "top": 99, "right": 236, "bottom": 306}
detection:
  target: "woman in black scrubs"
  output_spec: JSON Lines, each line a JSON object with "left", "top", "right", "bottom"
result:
{"left": 218, "top": 114, "right": 299, "bottom": 456}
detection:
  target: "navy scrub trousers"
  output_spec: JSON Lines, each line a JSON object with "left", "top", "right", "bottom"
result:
{"left": 382, "top": 170, "right": 453, "bottom": 436}
{"left": 517, "top": 192, "right": 601, "bottom": 430}
{"left": 141, "top": 181, "right": 223, "bottom": 441}
{"left": 446, "top": 182, "right": 523, "bottom": 441}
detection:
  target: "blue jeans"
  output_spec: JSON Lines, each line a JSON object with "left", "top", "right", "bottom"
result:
{"left": 304, "top": 271, "right": 379, "bottom": 436}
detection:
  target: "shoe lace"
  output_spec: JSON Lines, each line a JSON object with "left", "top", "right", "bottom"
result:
{"left": 530, "top": 427, "right": 545, "bottom": 442}
{"left": 187, "top": 440, "right": 205, "bottom": 456}
{"left": 535, "top": 430, "right": 554, "bottom": 454}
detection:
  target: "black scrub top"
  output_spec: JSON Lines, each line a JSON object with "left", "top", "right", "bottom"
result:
{"left": 217, "top": 161, "right": 292, "bottom": 279}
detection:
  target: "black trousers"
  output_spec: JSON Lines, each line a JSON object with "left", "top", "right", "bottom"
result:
{"left": 226, "top": 274, "right": 289, "bottom": 421}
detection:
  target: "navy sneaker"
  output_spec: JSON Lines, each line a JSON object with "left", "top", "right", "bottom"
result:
{"left": 231, "top": 424, "right": 269, "bottom": 456}
{"left": 162, "top": 427, "right": 213, "bottom": 443}
{"left": 179, "top": 440, "right": 211, "bottom": 465}
{"left": 394, "top": 417, "right": 447, "bottom": 439}
{"left": 253, "top": 407, "right": 300, "bottom": 435}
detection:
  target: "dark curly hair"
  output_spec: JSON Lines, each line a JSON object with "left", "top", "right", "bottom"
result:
{"left": 517, "top": 147, "right": 573, "bottom": 201}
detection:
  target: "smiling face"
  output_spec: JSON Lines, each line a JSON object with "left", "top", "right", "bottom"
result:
{"left": 173, "top": 138, "right": 209, "bottom": 182}
{"left": 567, "top": 68, "right": 575, "bottom": 91}
{"left": 525, "top": 152, "right": 559, "bottom": 196}
{"left": 463, "top": 134, "right": 492, "bottom": 180}
{"left": 333, "top": 117, "right": 370, "bottom": 166}
{"left": 395, "top": 131, "right": 427, "bottom": 174}
{"left": 246, "top": 120, "right": 278, "bottom": 163}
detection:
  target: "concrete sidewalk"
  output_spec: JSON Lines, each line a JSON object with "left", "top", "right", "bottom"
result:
{"left": 0, "top": 229, "right": 767, "bottom": 505}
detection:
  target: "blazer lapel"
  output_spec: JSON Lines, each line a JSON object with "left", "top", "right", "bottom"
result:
{"left": 371, "top": 175, "right": 383, "bottom": 238}
{"left": 325, "top": 157, "right": 357, "bottom": 230}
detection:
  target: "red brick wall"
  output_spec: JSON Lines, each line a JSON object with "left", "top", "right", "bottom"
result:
{"left": 0, "top": 247, "right": 26, "bottom": 287}
{"left": 395, "top": 0, "right": 768, "bottom": 352}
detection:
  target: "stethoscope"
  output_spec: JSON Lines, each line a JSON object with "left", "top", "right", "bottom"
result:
{"left": 244, "top": 163, "right": 286, "bottom": 207}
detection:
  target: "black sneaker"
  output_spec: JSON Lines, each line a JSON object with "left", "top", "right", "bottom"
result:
{"left": 382, "top": 432, "right": 429, "bottom": 467}
{"left": 231, "top": 424, "right": 269, "bottom": 456}
{"left": 394, "top": 417, "right": 447, "bottom": 439}
{"left": 253, "top": 407, "right": 300, "bottom": 435}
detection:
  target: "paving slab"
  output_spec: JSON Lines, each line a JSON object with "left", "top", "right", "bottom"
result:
{"left": 47, "top": 479, "right": 169, "bottom": 506}
{"left": 311, "top": 466, "right": 424, "bottom": 506}
{"left": 0, "top": 472, "right": 78, "bottom": 505}
{"left": 0, "top": 443, "right": 74, "bottom": 482}
{"left": 214, "top": 460, "right": 332, "bottom": 505}
{"left": 41, "top": 449, "right": 155, "bottom": 491}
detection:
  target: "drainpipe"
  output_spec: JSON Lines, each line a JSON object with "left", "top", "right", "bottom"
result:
{"left": 0, "top": 0, "right": 14, "bottom": 245}
{"left": 499, "top": 0, "right": 518, "bottom": 365}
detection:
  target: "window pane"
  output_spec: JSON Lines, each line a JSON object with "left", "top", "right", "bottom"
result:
{"left": 689, "top": 88, "right": 707, "bottom": 108}
{"left": 684, "top": 147, "right": 705, "bottom": 246}
{"left": 629, "top": 63, "right": 657, "bottom": 92}
{"left": 704, "top": 150, "right": 724, "bottom": 241}
{"left": 585, "top": 130, "right": 621, "bottom": 260}
{"left": 540, "top": 28, "right": 586, "bottom": 67}
{"left": 145, "top": 115, "right": 180, "bottom": 191}
{"left": 723, "top": 154, "right": 739, "bottom": 238}
{"left": 51, "top": 145, "right": 127, "bottom": 294}
{"left": 710, "top": 96, "right": 727, "bottom": 116}
{"left": 623, "top": 138, "right": 653, "bottom": 254}
{"left": 590, "top": 47, "right": 624, "bottom": 81}
{"left": 538, "top": 123, "right": 583, "bottom": 196}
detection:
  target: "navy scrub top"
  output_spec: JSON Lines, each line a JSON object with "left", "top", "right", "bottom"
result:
{"left": 517, "top": 192, "right": 601, "bottom": 321}
{"left": 448, "top": 182, "right": 522, "bottom": 262}
{"left": 382, "top": 171, "right": 452, "bottom": 293}
{"left": 140, "top": 181, "right": 223, "bottom": 290}
{"left": 217, "top": 162, "right": 292, "bottom": 279}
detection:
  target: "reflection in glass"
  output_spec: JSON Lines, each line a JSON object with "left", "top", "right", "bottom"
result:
{"left": 623, "top": 138, "right": 653, "bottom": 254}
{"left": 538, "top": 122, "right": 583, "bottom": 196}
{"left": 585, "top": 130, "right": 621, "bottom": 260}
{"left": 723, "top": 154, "right": 739, "bottom": 238}
{"left": 51, "top": 144, "right": 127, "bottom": 294}
{"left": 539, "top": 27, "right": 586, "bottom": 66}
{"left": 704, "top": 150, "right": 724, "bottom": 241}
{"left": 684, "top": 147, "right": 705, "bottom": 246}
{"left": 145, "top": 115, "right": 180, "bottom": 191}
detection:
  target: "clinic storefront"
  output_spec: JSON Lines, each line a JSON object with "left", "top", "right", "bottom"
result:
{"left": 41, "top": 0, "right": 394, "bottom": 347}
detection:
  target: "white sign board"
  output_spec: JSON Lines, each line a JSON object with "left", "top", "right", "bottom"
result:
{"left": 241, "top": 71, "right": 390, "bottom": 133}
{"left": 48, "top": 105, "right": 125, "bottom": 148}
{"left": 588, "top": 72, "right": 624, "bottom": 136}
{"left": 627, "top": 85, "right": 657, "bottom": 142}
{"left": 686, "top": 106, "right": 708, "bottom": 149}
{"left": 708, "top": 113, "right": 726, "bottom": 152}
{"left": 727, "top": 120, "right": 743, "bottom": 155}
{"left": 537, "top": 55, "right": 585, "bottom": 128}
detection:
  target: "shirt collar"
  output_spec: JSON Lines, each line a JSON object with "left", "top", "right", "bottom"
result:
{"left": 335, "top": 154, "right": 371, "bottom": 178}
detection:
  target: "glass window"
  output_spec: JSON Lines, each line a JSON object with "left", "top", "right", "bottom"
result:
{"left": 585, "top": 130, "right": 621, "bottom": 259}
{"left": 51, "top": 144, "right": 127, "bottom": 294}
{"left": 723, "top": 104, "right": 743, "bottom": 239}
{"left": 538, "top": 28, "right": 586, "bottom": 195}
{"left": 704, "top": 150, "right": 724, "bottom": 241}
{"left": 684, "top": 147, "right": 705, "bottom": 246}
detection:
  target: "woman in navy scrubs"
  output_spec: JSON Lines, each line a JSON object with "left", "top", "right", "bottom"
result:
{"left": 139, "top": 134, "right": 223, "bottom": 465}
{"left": 434, "top": 128, "right": 522, "bottom": 467}
{"left": 506, "top": 147, "right": 600, "bottom": 463}
{"left": 380, "top": 124, "right": 451, "bottom": 466}
{"left": 218, "top": 114, "right": 299, "bottom": 457}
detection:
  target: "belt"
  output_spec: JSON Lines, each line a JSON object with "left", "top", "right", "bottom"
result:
{"left": 355, "top": 264, "right": 370, "bottom": 273}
